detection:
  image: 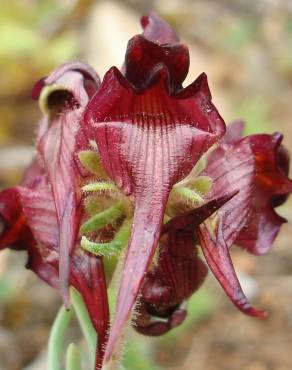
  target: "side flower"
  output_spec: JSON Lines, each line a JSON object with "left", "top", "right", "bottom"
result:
{"left": 0, "top": 63, "right": 109, "bottom": 368}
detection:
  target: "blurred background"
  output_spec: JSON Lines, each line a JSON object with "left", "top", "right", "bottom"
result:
{"left": 0, "top": 1, "right": 292, "bottom": 369}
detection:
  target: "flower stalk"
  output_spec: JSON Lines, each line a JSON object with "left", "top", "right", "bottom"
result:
{"left": 48, "top": 305, "right": 73, "bottom": 370}
{"left": 66, "top": 343, "right": 82, "bottom": 370}
{"left": 70, "top": 288, "right": 97, "bottom": 369}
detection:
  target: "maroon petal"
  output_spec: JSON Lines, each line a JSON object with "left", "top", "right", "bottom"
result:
{"left": 134, "top": 230, "right": 207, "bottom": 336}
{"left": 0, "top": 183, "right": 59, "bottom": 289}
{"left": 26, "top": 241, "right": 60, "bottom": 290}
{"left": 84, "top": 66, "right": 225, "bottom": 361}
{"left": 124, "top": 12, "right": 188, "bottom": 91}
{"left": 235, "top": 205, "right": 286, "bottom": 255}
{"left": 0, "top": 188, "right": 32, "bottom": 250}
{"left": 125, "top": 35, "right": 189, "bottom": 91}
{"left": 18, "top": 181, "right": 109, "bottom": 362}
{"left": 247, "top": 133, "right": 292, "bottom": 197}
{"left": 151, "top": 232, "right": 208, "bottom": 302}
{"left": 141, "top": 12, "right": 179, "bottom": 44}
{"left": 204, "top": 133, "right": 291, "bottom": 255}
{"left": 132, "top": 193, "right": 235, "bottom": 335}
{"left": 197, "top": 221, "right": 267, "bottom": 318}
{"left": 18, "top": 185, "right": 59, "bottom": 252}
{"left": 232, "top": 133, "right": 292, "bottom": 254}
{"left": 16, "top": 181, "right": 60, "bottom": 288}
{"left": 272, "top": 144, "right": 290, "bottom": 207}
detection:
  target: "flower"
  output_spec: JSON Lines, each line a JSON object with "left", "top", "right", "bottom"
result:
{"left": 0, "top": 63, "right": 109, "bottom": 367}
{"left": 0, "top": 12, "right": 292, "bottom": 369}
{"left": 82, "top": 12, "right": 226, "bottom": 361}
{"left": 196, "top": 121, "right": 292, "bottom": 315}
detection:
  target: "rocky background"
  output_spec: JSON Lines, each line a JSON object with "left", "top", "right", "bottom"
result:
{"left": 0, "top": 1, "right": 292, "bottom": 369}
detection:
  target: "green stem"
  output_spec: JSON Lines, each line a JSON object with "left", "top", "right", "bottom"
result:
{"left": 70, "top": 288, "right": 97, "bottom": 370}
{"left": 66, "top": 343, "right": 82, "bottom": 370}
{"left": 48, "top": 305, "right": 73, "bottom": 370}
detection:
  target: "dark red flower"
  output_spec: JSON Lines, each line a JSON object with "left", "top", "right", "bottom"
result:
{"left": 82, "top": 12, "right": 225, "bottom": 360}
{"left": 193, "top": 122, "right": 292, "bottom": 319}
{"left": 204, "top": 122, "right": 292, "bottom": 255}
{"left": 0, "top": 11, "right": 291, "bottom": 369}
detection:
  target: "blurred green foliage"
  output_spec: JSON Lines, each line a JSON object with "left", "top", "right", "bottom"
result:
{"left": 0, "top": 0, "right": 81, "bottom": 98}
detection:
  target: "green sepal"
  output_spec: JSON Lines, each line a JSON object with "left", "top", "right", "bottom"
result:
{"left": 80, "top": 202, "right": 124, "bottom": 234}
{"left": 81, "top": 218, "right": 132, "bottom": 257}
{"left": 184, "top": 175, "right": 213, "bottom": 195}
{"left": 78, "top": 150, "right": 108, "bottom": 178}
{"left": 82, "top": 181, "right": 117, "bottom": 193}
{"left": 173, "top": 186, "right": 204, "bottom": 204}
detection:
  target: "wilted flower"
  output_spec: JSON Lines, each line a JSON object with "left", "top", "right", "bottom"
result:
{"left": 0, "top": 12, "right": 292, "bottom": 370}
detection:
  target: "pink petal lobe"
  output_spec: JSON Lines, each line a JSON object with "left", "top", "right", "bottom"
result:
{"left": 84, "top": 67, "right": 225, "bottom": 361}
{"left": 38, "top": 111, "right": 81, "bottom": 304}
{"left": 32, "top": 61, "right": 100, "bottom": 102}
{"left": 197, "top": 222, "right": 267, "bottom": 318}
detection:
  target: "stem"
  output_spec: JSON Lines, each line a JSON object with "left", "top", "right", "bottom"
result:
{"left": 66, "top": 343, "right": 82, "bottom": 370}
{"left": 70, "top": 288, "right": 97, "bottom": 369}
{"left": 48, "top": 305, "right": 73, "bottom": 370}
{"left": 101, "top": 252, "right": 129, "bottom": 370}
